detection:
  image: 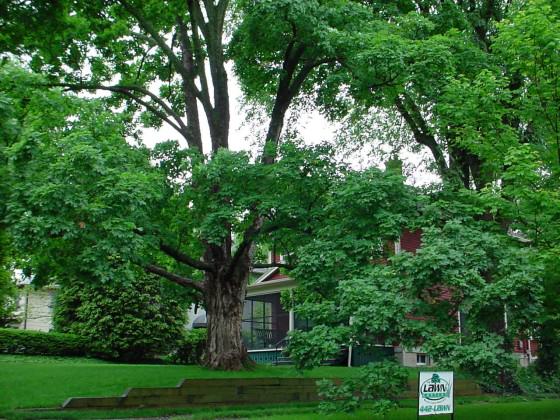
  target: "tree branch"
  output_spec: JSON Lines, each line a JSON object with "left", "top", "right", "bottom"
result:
{"left": 287, "top": 57, "right": 335, "bottom": 98}
{"left": 159, "top": 242, "right": 215, "bottom": 273}
{"left": 176, "top": 16, "right": 205, "bottom": 151}
{"left": 395, "top": 94, "right": 449, "bottom": 177}
{"left": 187, "top": 0, "right": 211, "bottom": 41}
{"left": 47, "top": 82, "right": 190, "bottom": 140}
{"left": 118, "top": 0, "right": 188, "bottom": 79}
{"left": 144, "top": 263, "right": 205, "bottom": 293}
{"left": 227, "top": 216, "right": 264, "bottom": 279}
{"left": 177, "top": 15, "right": 211, "bottom": 111}
{"left": 132, "top": 227, "right": 214, "bottom": 273}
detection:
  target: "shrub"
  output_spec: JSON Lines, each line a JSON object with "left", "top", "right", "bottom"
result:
{"left": 170, "top": 328, "right": 206, "bottom": 364}
{"left": 515, "top": 365, "right": 560, "bottom": 395}
{"left": 317, "top": 361, "right": 408, "bottom": 415}
{"left": 54, "top": 273, "right": 188, "bottom": 362}
{"left": 0, "top": 232, "right": 18, "bottom": 327}
{"left": 287, "top": 325, "right": 347, "bottom": 370}
{"left": 424, "top": 332, "right": 519, "bottom": 393}
{"left": 0, "top": 327, "right": 87, "bottom": 356}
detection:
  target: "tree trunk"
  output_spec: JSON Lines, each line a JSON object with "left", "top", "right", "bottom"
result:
{"left": 203, "top": 268, "right": 254, "bottom": 370}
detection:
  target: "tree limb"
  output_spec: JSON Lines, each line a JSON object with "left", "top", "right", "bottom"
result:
{"left": 144, "top": 263, "right": 205, "bottom": 293}
{"left": 177, "top": 15, "right": 211, "bottom": 111}
{"left": 118, "top": 0, "right": 188, "bottom": 79}
{"left": 394, "top": 94, "right": 449, "bottom": 177}
{"left": 176, "top": 16, "right": 205, "bottom": 151}
{"left": 159, "top": 242, "right": 215, "bottom": 273}
{"left": 187, "top": 0, "right": 210, "bottom": 41}
{"left": 132, "top": 227, "right": 213, "bottom": 272}
{"left": 47, "top": 82, "right": 190, "bottom": 140}
{"left": 226, "top": 216, "right": 264, "bottom": 279}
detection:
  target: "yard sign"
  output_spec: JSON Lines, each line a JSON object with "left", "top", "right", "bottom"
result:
{"left": 417, "top": 371, "right": 454, "bottom": 418}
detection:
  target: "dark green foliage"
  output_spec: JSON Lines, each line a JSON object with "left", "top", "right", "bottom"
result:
{"left": 424, "top": 333, "right": 519, "bottom": 393}
{"left": 170, "top": 328, "right": 207, "bottom": 365}
{"left": 536, "top": 259, "right": 560, "bottom": 376}
{"left": 54, "top": 274, "right": 187, "bottom": 362}
{"left": 288, "top": 325, "right": 347, "bottom": 371}
{"left": 0, "top": 232, "right": 17, "bottom": 327}
{"left": 0, "top": 328, "right": 87, "bottom": 356}
{"left": 395, "top": 197, "right": 542, "bottom": 393}
{"left": 317, "top": 361, "right": 408, "bottom": 414}
{"left": 515, "top": 365, "right": 560, "bottom": 396}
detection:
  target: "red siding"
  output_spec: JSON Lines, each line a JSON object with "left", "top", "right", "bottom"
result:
{"left": 513, "top": 338, "right": 539, "bottom": 354}
{"left": 401, "top": 229, "right": 422, "bottom": 253}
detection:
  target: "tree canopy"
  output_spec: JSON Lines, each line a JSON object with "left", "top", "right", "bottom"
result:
{"left": 0, "top": 0, "right": 558, "bottom": 378}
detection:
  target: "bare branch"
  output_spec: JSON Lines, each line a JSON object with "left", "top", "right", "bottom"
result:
{"left": 287, "top": 58, "right": 334, "bottom": 98}
{"left": 395, "top": 94, "right": 449, "bottom": 177}
{"left": 176, "top": 16, "right": 205, "bottom": 150}
{"left": 180, "top": 10, "right": 211, "bottom": 112}
{"left": 187, "top": 0, "right": 210, "bottom": 41}
{"left": 47, "top": 82, "right": 190, "bottom": 140}
{"left": 132, "top": 227, "right": 213, "bottom": 272}
{"left": 227, "top": 216, "right": 264, "bottom": 278}
{"left": 160, "top": 242, "right": 215, "bottom": 273}
{"left": 145, "top": 263, "right": 205, "bottom": 293}
{"left": 187, "top": 0, "right": 230, "bottom": 151}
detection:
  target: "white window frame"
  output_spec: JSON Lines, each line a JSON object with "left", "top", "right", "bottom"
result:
{"left": 416, "top": 353, "right": 427, "bottom": 366}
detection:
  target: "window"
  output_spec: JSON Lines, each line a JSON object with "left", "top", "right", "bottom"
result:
{"left": 242, "top": 293, "right": 289, "bottom": 350}
{"left": 417, "top": 354, "right": 427, "bottom": 365}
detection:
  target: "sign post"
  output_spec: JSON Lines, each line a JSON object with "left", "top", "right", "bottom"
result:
{"left": 417, "top": 371, "right": 454, "bottom": 418}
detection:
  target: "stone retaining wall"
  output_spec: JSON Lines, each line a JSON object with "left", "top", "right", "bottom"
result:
{"left": 62, "top": 377, "right": 482, "bottom": 409}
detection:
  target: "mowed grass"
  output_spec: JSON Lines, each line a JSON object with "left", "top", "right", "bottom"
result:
{"left": 20, "top": 399, "right": 559, "bottom": 420}
{"left": 237, "top": 399, "right": 560, "bottom": 420}
{"left": 0, "top": 354, "right": 360, "bottom": 410}
{"left": 3, "top": 355, "right": 558, "bottom": 420}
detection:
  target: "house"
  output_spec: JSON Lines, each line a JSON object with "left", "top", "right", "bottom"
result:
{"left": 190, "top": 230, "right": 428, "bottom": 367}
{"left": 11, "top": 270, "right": 58, "bottom": 332}
{"left": 191, "top": 228, "right": 538, "bottom": 368}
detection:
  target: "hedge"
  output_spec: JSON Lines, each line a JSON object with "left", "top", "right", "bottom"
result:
{"left": 170, "top": 328, "right": 206, "bottom": 365}
{"left": 0, "top": 328, "right": 88, "bottom": 356}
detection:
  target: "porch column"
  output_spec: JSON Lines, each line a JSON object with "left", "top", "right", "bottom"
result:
{"left": 289, "top": 309, "right": 294, "bottom": 331}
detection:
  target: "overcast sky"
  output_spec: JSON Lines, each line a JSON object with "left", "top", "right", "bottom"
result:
{"left": 140, "top": 68, "right": 439, "bottom": 186}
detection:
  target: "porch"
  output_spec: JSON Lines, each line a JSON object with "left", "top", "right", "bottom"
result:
{"left": 242, "top": 290, "right": 394, "bottom": 366}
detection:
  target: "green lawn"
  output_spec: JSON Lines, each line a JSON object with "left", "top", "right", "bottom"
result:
{"left": 0, "top": 355, "right": 360, "bottom": 410}
{"left": 2, "top": 355, "right": 558, "bottom": 420}
{"left": 241, "top": 399, "right": 560, "bottom": 420}
{"left": 7, "top": 399, "right": 560, "bottom": 420}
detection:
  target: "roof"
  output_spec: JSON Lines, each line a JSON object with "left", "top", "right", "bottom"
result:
{"left": 247, "top": 266, "right": 295, "bottom": 296}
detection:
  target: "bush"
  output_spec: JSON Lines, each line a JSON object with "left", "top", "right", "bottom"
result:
{"left": 54, "top": 273, "right": 188, "bottom": 362}
{"left": 287, "top": 325, "right": 347, "bottom": 370}
{"left": 317, "top": 361, "right": 408, "bottom": 415}
{"left": 170, "top": 328, "right": 206, "bottom": 364}
{"left": 0, "top": 232, "right": 18, "bottom": 327}
{"left": 0, "top": 327, "right": 87, "bottom": 356}
{"left": 424, "top": 332, "right": 519, "bottom": 393}
{"left": 515, "top": 365, "right": 560, "bottom": 395}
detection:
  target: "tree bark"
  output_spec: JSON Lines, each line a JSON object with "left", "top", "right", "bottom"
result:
{"left": 202, "top": 258, "right": 254, "bottom": 370}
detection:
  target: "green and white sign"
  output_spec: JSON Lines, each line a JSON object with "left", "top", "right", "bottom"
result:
{"left": 418, "top": 371, "right": 454, "bottom": 417}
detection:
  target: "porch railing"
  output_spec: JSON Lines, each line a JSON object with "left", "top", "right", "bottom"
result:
{"left": 274, "top": 336, "right": 291, "bottom": 365}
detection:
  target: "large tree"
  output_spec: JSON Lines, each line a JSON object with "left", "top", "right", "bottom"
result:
{"left": 263, "top": 0, "right": 516, "bottom": 188}
{"left": 0, "top": 0, "right": 359, "bottom": 369}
